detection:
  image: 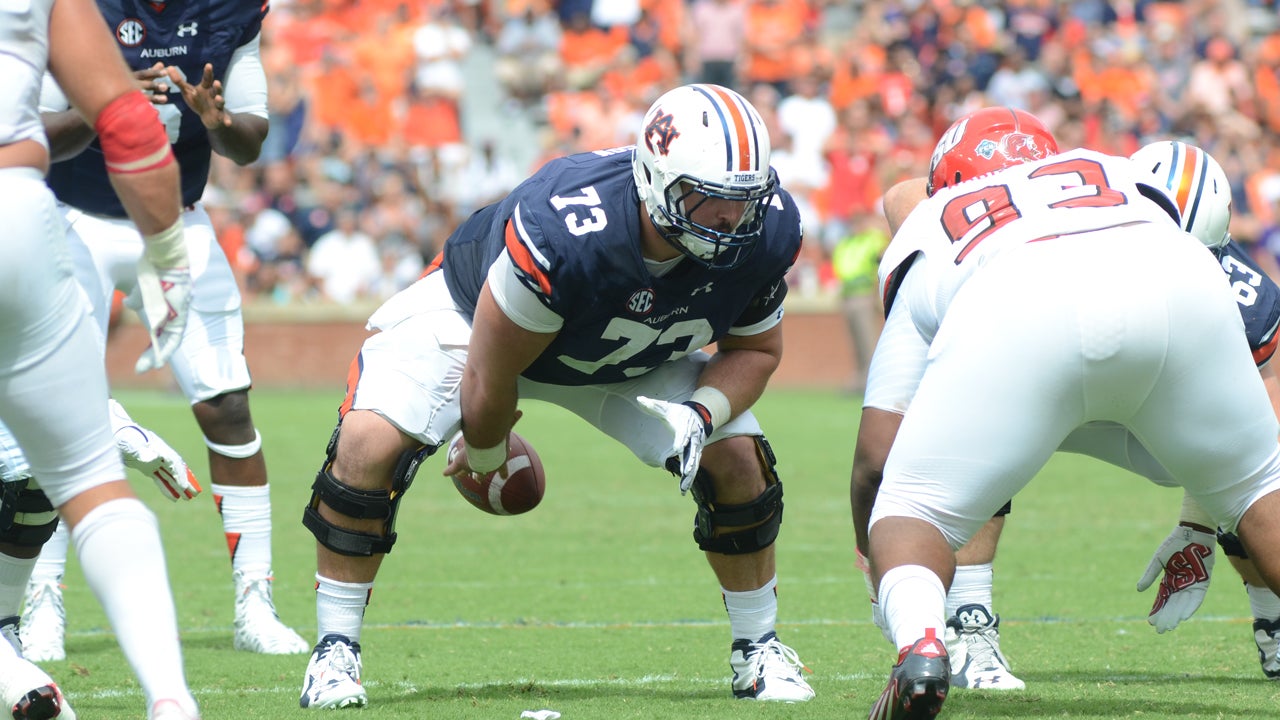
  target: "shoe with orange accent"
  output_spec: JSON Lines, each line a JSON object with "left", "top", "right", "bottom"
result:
{"left": 233, "top": 571, "right": 309, "bottom": 654}
{"left": 1, "top": 622, "right": 75, "bottom": 720}
{"left": 729, "top": 632, "right": 814, "bottom": 702}
{"left": 868, "top": 629, "right": 950, "bottom": 720}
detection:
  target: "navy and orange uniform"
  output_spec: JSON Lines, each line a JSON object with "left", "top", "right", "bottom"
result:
{"left": 1218, "top": 239, "right": 1280, "bottom": 367}
{"left": 46, "top": 0, "right": 267, "bottom": 215}
{"left": 441, "top": 147, "right": 803, "bottom": 386}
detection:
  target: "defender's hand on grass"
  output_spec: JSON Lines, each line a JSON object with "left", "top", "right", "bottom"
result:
{"left": 1137, "top": 524, "right": 1215, "bottom": 633}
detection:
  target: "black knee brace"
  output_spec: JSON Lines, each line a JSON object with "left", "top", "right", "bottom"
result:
{"left": 0, "top": 479, "right": 59, "bottom": 548}
{"left": 302, "top": 425, "right": 430, "bottom": 557}
{"left": 1218, "top": 528, "right": 1248, "bottom": 559}
{"left": 690, "top": 436, "right": 784, "bottom": 555}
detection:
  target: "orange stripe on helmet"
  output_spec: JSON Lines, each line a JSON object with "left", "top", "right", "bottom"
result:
{"left": 1175, "top": 144, "right": 1200, "bottom": 214}
{"left": 707, "top": 85, "right": 752, "bottom": 172}
{"left": 504, "top": 219, "right": 552, "bottom": 295}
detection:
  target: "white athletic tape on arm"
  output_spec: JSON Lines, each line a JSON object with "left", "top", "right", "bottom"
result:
{"left": 1180, "top": 492, "right": 1217, "bottom": 529}
{"left": 465, "top": 438, "right": 508, "bottom": 474}
{"left": 690, "top": 386, "right": 731, "bottom": 430}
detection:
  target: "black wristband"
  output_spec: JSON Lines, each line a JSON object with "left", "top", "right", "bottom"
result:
{"left": 682, "top": 400, "right": 714, "bottom": 436}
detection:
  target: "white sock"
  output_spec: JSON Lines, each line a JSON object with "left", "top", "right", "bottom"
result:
{"left": 0, "top": 553, "right": 36, "bottom": 617}
{"left": 72, "top": 498, "right": 194, "bottom": 711}
{"left": 946, "top": 563, "right": 994, "bottom": 617}
{"left": 315, "top": 574, "right": 372, "bottom": 644}
{"left": 879, "top": 565, "right": 947, "bottom": 651}
{"left": 723, "top": 576, "right": 778, "bottom": 642}
{"left": 1248, "top": 583, "right": 1280, "bottom": 621}
{"left": 212, "top": 483, "right": 273, "bottom": 578}
{"left": 29, "top": 522, "right": 69, "bottom": 584}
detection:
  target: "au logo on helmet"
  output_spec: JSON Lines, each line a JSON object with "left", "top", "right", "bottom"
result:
{"left": 643, "top": 111, "right": 680, "bottom": 157}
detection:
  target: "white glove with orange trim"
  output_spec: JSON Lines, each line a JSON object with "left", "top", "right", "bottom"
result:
{"left": 108, "top": 399, "right": 202, "bottom": 501}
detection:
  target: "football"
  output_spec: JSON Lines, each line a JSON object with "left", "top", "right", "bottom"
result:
{"left": 449, "top": 431, "right": 545, "bottom": 515}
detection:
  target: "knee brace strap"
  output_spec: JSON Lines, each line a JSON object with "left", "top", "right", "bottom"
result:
{"left": 302, "top": 425, "right": 430, "bottom": 557}
{"left": 690, "top": 436, "right": 785, "bottom": 555}
{"left": 1218, "top": 529, "right": 1248, "bottom": 559}
{"left": 0, "top": 482, "right": 59, "bottom": 547}
{"left": 204, "top": 429, "right": 263, "bottom": 459}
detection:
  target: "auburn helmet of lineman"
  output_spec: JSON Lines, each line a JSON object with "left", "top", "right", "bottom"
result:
{"left": 632, "top": 84, "right": 778, "bottom": 269}
{"left": 927, "top": 106, "right": 1060, "bottom": 196}
{"left": 1130, "top": 139, "right": 1232, "bottom": 250}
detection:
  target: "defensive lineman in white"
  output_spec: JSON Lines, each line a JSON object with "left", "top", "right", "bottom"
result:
{"left": 0, "top": 0, "right": 199, "bottom": 716}
{"left": 20, "top": 0, "right": 309, "bottom": 660}
{"left": 860, "top": 107, "right": 1280, "bottom": 720}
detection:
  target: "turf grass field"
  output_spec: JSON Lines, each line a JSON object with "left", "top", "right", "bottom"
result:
{"left": 37, "top": 388, "right": 1280, "bottom": 719}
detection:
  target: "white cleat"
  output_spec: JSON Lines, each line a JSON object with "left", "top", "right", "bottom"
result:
{"left": 945, "top": 603, "right": 1026, "bottom": 690}
{"left": 149, "top": 698, "right": 200, "bottom": 720}
{"left": 300, "top": 634, "right": 367, "bottom": 709}
{"left": 233, "top": 571, "right": 310, "bottom": 655}
{"left": 729, "top": 631, "right": 815, "bottom": 702}
{"left": 0, "top": 622, "right": 75, "bottom": 720}
{"left": 20, "top": 579, "right": 66, "bottom": 663}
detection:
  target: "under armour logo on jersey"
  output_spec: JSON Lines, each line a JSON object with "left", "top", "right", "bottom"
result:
{"left": 643, "top": 110, "right": 680, "bottom": 156}
{"left": 116, "top": 18, "right": 146, "bottom": 46}
{"left": 690, "top": 282, "right": 714, "bottom": 296}
{"left": 177, "top": 21, "right": 198, "bottom": 37}
{"left": 627, "top": 288, "right": 655, "bottom": 315}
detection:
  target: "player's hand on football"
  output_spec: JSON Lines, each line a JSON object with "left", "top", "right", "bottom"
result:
{"left": 167, "top": 63, "right": 230, "bottom": 130}
{"left": 108, "top": 399, "right": 202, "bottom": 501}
{"left": 1137, "top": 524, "right": 1216, "bottom": 633}
{"left": 133, "top": 257, "right": 191, "bottom": 373}
{"left": 442, "top": 411, "right": 522, "bottom": 479}
{"left": 637, "top": 396, "right": 709, "bottom": 495}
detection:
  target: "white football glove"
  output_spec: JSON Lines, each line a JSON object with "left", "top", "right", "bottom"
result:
{"left": 1137, "top": 524, "right": 1216, "bottom": 633}
{"left": 637, "top": 396, "right": 710, "bottom": 494}
{"left": 133, "top": 221, "right": 192, "bottom": 374}
{"left": 108, "top": 399, "right": 201, "bottom": 501}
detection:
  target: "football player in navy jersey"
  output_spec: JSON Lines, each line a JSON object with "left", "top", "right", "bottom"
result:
{"left": 297, "top": 84, "right": 816, "bottom": 709}
{"left": 15, "top": 0, "right": 311, "bottom": 661}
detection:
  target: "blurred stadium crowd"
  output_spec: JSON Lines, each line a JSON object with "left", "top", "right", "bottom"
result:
{"left": 207, "top": 0, "right": 1280, "bottom": 306}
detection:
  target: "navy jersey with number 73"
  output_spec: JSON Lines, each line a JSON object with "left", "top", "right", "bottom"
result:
{"left": 441, "top": 148, "right": 804, "bottom": 386}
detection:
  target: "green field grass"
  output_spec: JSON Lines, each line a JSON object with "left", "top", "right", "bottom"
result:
{"left": 40, "top": 388, "right": 1280, "bottom": 718}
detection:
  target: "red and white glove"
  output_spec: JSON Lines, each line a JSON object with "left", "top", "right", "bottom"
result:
{"left": 108, "top": 399, "right": 202, "bottom": 501}
{"left": 134, "top": 220, "right": 192, "bottom": 374}
{"left": 1137, "top": 524, "right": 1216, "bottom": 633}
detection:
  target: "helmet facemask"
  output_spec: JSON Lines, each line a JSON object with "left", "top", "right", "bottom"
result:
{"left": 650, "top": 169, "right": 777, "bottom": 270}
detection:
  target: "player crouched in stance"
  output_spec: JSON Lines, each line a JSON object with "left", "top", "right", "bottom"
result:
{"left": 1125, "top": 140, "right": 1280, "bottom": 677}
{"left": 860, "top": 107, "right": 1280, "bottom": 720}
{"left": 298, "top": 84, "right": 814, "bottom": 709}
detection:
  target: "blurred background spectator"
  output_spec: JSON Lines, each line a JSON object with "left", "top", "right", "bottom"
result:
{"left": 198, "top": 0, "right": 1280, "bottom": 317}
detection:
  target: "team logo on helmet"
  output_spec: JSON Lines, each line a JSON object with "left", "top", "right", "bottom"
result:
{"left": 999, "top": 133, "right": 1047, "bottom": 162}
{"left": 643, "top": 111, "right": 680, "bottom": 157}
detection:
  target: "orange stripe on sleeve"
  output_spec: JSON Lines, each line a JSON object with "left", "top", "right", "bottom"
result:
{"left": 504, "top": 220, "right": 552, "bottom": 295}
{"left": 708, "top": 85, "right": 752, "bottom": 171}
{"left": 418, "top": 250, "right": 444, "bottom": 280}
{"left": 338, "top": 352, "right": 363, "bottom": 419}
{"left": 1254, "top": 327, "right": 1280, "bottom": 367}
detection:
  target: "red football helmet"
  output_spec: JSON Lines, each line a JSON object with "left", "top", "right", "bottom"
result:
{"left": 927, "top": 107, "right": 1059, "bottom": 196}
